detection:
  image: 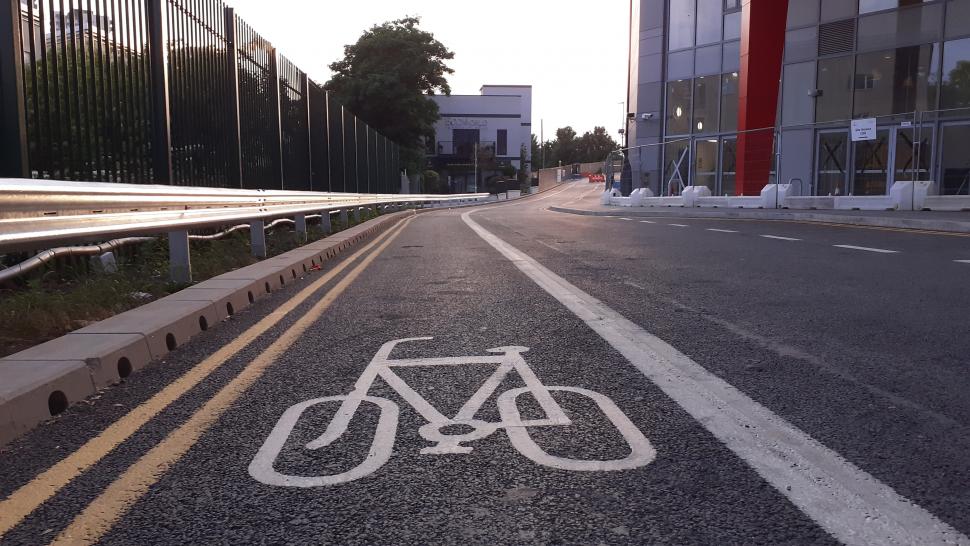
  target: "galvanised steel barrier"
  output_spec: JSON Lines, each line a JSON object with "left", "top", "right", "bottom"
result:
{"left": 0, "top": 178, "right": 488, "bottom": 282}
{"left": 0, "top": 0, "right": 401, "bottom": 192}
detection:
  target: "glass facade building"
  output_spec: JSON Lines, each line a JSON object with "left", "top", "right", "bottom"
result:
{"left": 627, "top": 0, "right": 970, "bottom": 197}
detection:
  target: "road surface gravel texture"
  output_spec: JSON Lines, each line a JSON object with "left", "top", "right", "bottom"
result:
{"left": 1, "top": 182, "right": 969, "bottom": 545}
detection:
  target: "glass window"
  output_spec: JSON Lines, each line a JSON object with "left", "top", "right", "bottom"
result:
{"left": 696, "top": 44, "right": 722, "bottom": 75}
{"left": 720, "top": 72, "right": 739, "bottom": 131}
{"left": 788, "top": 0, "right": 820, "bottom": 28}
{"left": 697, "top": 0, "right": 723, "bottom": 45}
{"left": 693, "top": 139, "right": 719, "bottom": 191}
{"left": 945, "top": 0, "right": 970, "bottom": 40}
{"left": 940, "top": 124, "right": 970, "bottom": 194}
{"left": 942, "top": 37, "right": 970, "bottom": 115}
{"left": 817, "top": 56, "right": 854, "bottom": 122}
{"left": 860, "top": 0, "right": 928, "bottom": 14}
{"left": 693, "top": 76, "right": 720, "bottom": 133}
{"left": 666, "top": 80, "right": 693, "bottom": 135}
{"left": 668, "top": 49, "right": 695, "bottom": 80}
{"left": 720, "top": 138, "right": 737, "bottom": 195}
{"left": 724, "top": 11, "right": 741, "bottom": 41}
{"left": 857, "top": 3, "right": 942, "bottom": 51}
{"left": 783, "top": 61, "right": 817, "bottom": 125}
{"left": 821, "top": 0, "right": 858, "bottom": 22}
{"left": 786, "top": 27, "right": 819, "bottom": 62}
{"left": 853, "top": 45, "right": 939, "bottom": 118}
{"left": 497, "top": 129, "right": 507, "bottom": 156}
{"left": 722, "top": 40, "right": 741, "bottom": 72}
{"left": 669, "top": 0, "right": 696, "bottom": 50}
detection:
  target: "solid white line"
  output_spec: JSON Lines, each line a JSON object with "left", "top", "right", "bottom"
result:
{"left": 668, "top": 224, "right": 689, "bottom": 228}
{"left": 640, "top": 220, "right": 656, "bottom": 224}
{"left": 760, "top": 235, "right": 801, "bottom": 241}
{"left": 620, "top": 218, "right": 634, "bottom": 221}
{"left": 461, "top": 209, "right": 968, "bottom": 546}
{"left": 833, "top": 245, "right": 899, "bottom": 254}
{"left": 707, "top": 228, "right": 738, "bottom": 233}
{"left": 954, "top": 260, "right": 970, "bottom": 264}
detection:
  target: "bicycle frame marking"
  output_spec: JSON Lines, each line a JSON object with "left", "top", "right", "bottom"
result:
{"left": 249, "top": 337, "right": 655, "bottom": 487}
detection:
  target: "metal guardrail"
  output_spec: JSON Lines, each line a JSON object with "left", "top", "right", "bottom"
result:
{"left": 0, "top": 179, "right": 488, "bottom": 282}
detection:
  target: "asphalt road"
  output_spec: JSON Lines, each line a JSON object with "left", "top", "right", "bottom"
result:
{"left": 2, "top": 181, "right": 969, "bottom": 545}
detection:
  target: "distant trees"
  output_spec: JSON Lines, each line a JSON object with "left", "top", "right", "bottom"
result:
{"left": 531, "top": 126, "right": 619, "bottom": 169}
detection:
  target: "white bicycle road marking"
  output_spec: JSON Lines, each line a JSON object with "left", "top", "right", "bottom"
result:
{"left": 249, "top": 338, "right": 656, "bottom": 488}
{"left": 460, "top": 209, "right": 969, "bottom": 546}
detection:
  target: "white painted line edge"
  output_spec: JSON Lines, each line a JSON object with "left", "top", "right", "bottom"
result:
{"left": 619, "top": 218, "right": 634, "bottom": 221}
{"left": 640, "top": 220, "right": 656, "bottom": 224}
{"left": 461, "top": 209, "right": 968, "bottom": 546}
{"left": 668, "top": 224, "right": 689, "bottom": 228}
{"left": 833, "top": 245, "right": 899, "bottom": 254}
{"left": 707, "top": 228, "right": 738, "bottom": 233}
{"left": 760, "top": 235, "right": 802, "bottom": 241}
{"left": 954, "top": 260, "right": 970, "bottom": 264}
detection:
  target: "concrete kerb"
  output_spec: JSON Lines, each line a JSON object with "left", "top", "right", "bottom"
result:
{"left": 548, "top": 205, "right": 970, "bottom": 234}
{"left": 0, "top": 209, "right": 414, "bottom": 447}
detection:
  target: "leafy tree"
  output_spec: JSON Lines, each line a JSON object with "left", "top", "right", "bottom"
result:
{"left": 531, "top": 126, "right": 617, "bottom": 169}
{"left": 517, "top": 144, "right": 529, "bottom": 192}
{"left": 326, "top": 17, "right": 454, "bottom": 174}
{"left": 576, "top": 127, "right": 619, "bottom": 164}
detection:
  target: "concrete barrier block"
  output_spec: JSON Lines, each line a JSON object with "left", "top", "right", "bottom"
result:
{"left": 74, "top": 299, "right": 219, "bottom": 359}
{"left": 0, "top": 360, "right": 96, "bottom": 446}
{"left": 219, "top": 261, "right": 289, "bottom": 294}
{"left": 161, "top": 286, "right": 252, "bottom": 322}
{"left": 189, "top": 278, "right": 263, "bottom": 311}
{"left": 2, "top": 333, "right": 151, "bottom": 388}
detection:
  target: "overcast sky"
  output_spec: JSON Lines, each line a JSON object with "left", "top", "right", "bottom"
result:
{"left": 224, "top": 0, "right": 631, "bottom": 143}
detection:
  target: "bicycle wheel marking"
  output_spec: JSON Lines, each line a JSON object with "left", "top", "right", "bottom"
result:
{"left": 248, "top": 337, "right": 656, "bottom": 487}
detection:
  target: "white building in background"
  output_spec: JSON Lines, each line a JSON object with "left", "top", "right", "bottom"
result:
{"left": 429, "top": 84, "right": 532, "bottom": 193}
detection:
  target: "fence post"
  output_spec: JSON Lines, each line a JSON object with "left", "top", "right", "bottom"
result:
{"left": 168, "top": 231, "right": 192, "bottom": 284}
{"left": 303, "top": 74, "right": 313, "bottom": 190}
{"left": 0, "top": 0, "right": 30, "bottom": 178}
{"left": 146, "top": 0, "right": 173, "bottom": 184}
{"left": 224, "top": 7, "right": 243, "bottom": 188}
{"left": 269, "top": 47, "right": 283, "bottom": 189}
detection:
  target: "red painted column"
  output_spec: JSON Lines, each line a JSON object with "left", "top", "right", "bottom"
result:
{"left": 735, "top": 0, "right": 789, "bottom": 195}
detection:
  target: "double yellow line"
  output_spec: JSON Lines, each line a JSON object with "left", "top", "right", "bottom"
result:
{"left": 0, "top": 216, "right": 413, "bottom": 545}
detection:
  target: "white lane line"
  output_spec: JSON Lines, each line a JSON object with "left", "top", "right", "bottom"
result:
{"left": 760, "top": 235, "right": 801, "bottom": 241}
{"left": 955, "top": 260, "right": 970, "bottom": 264}
{"left": 461, "top": 209, "right": 968, "bottom": 546}
{"left": 640, "top": 220, "right": 656, "bottom": 224}
{"left": 833, "top": 245, "right": 899, "bottom": 254}
{"left": 620, "top": 218, "right": 634, "bottom": 221}
{"left": 707, "top": 228, "right": 738, "bottom": 233}
{"left": 668, "top": 224, "right": 689, "bottom": 228}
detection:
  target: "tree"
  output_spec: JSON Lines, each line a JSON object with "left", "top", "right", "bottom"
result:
{"left": 517, "top": 144, "right": 529, "bottom": 192}
{"left": 576, "top": 127, "right": 619, "bottom": 164}
{"left": 326, "top": 17, "right": 454, "bottom": 174}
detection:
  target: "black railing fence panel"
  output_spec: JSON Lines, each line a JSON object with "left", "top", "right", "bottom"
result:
{"left": 4, "top": 0, "right": 402, "bottom": 192}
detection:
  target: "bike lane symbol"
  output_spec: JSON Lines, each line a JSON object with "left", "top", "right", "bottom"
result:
{"left": 249, "top": 337, "right": 656, "bottom": 487}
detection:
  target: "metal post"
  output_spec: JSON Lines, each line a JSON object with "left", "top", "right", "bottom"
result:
{"left": 320, "top": 210, "right": 332, "bottom": 234}
{"left": 339, "top": 208, "right": 348, "bottom": 227}
{"left": 269, "top": 48, "right": 284, "bottom": 189}
{"left": 224, "top": 7, "right": 243, "bottom": 188}
{"left": 304, "top": 74, "right": 312, "bottom": 190}
{"left": 147, "top": 0, "right": 173, "bottom": 184}
{"left": 250, "top": 220, "right": 267, "bottom": 258}
{"left": 0, "top": 0, "right": 29, "bottom": 178}
{"left": 352, "top": 206, "right": 361, "bottom": 224}
{"left": 168, "top": 231, "right": 192, "bottom": 284}
{"left": 294, "top": 213, "right": 307, "bottom": 242}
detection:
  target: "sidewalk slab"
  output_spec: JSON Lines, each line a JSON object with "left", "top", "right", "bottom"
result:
{"left": 0, "top": 333, "right": 152, "bottom": 388}
{"left": 0, "top": 360, "right": 95, "bottom": 446}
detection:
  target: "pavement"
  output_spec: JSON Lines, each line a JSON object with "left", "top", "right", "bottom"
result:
{"left": 1, "top": 181, "right": 969, "bottom": 544}
{"left": 552, "top": 182, "right": 970, "bottom": 233}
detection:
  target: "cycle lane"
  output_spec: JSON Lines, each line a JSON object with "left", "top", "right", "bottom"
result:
{"left": 88, "top": 210, "right": 831, "bottom": 544}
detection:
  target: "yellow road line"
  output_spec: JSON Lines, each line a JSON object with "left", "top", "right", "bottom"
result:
{"left": 0, "top": 216, "right": 410, "bottom": 539}
{"left": 51, "top": 216, "right": 412, "bottom": 545}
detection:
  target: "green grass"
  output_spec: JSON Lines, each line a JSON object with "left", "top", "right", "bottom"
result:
{"left": 0, "top": 219, "right": 345, "bottom": 358}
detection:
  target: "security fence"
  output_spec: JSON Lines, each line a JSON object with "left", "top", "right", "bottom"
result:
{"left": 0, "top": 0, "right": 401, "bottom": 192}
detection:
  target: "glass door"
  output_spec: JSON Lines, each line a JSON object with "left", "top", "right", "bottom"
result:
{"left": 852, "top": 129, "right": 890, "bottom": 196}
{"left": 815, "top": 131, "right": 849, "bottom": 196}
{"left": 692, "top": 139, "right": 719, "bottom": 193}
{"left": 938, "top": 123, "right": 970, "bottom": 195}
{"left": 892, "top": 126, "right": 933, "bottom": 186}
{"left": 720, "top": 138, "right": 737, "bottom": 196}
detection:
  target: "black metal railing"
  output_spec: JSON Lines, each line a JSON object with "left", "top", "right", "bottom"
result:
{"left": 0, "top": 0, "right": 401, "bottom": 193}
